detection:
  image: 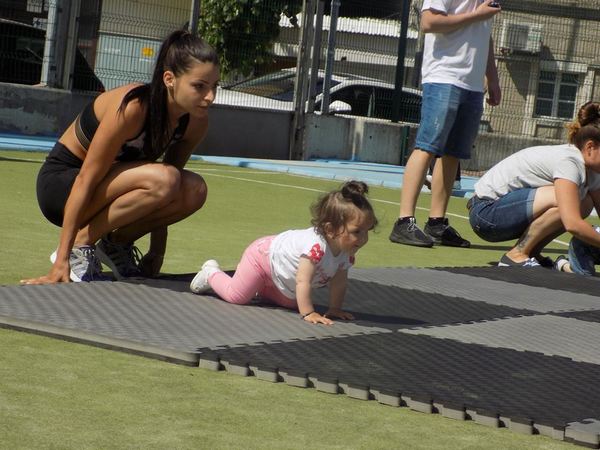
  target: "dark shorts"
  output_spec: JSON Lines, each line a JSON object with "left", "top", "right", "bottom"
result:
{"left": 37, "top": 142, "right": 83, "bottom": 227}
{"left": 468, "top": 188, "right": 537, "bottom": 242}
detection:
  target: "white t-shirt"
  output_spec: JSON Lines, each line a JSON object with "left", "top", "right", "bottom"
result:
{"left": 474, "top": 144, "right": 600, "bottom": 200}
{"left": 421, "top": 0, "right": 493, "bottom": 92}
{"left": 269, "top": 227, "right": 354, "bottom": 300}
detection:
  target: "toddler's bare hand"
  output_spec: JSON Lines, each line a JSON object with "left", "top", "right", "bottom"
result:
{"left": 325, "top": 308, "right": 354, "bottom": 320}
{"left": 303, "top": 311, "right": 334, "bottom": 325}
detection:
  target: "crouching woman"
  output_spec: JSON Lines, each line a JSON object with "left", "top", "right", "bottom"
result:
{"left": 468, "top": 101, "right": 600, "bottom": 267}
{"left": 22, "top": 30, "right": 220, "bottom": 283}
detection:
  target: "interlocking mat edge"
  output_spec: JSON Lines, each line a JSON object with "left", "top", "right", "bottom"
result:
{"left": 2, "top": 267, "right": 600, "bottom": 448}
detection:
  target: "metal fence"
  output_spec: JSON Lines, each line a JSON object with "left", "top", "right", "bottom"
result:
{"left": 2, "top": 0, "right": 600, "bottom": 165}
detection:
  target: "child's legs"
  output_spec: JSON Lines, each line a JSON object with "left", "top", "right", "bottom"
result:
{"left": 209, "top": 236, "right": 274, "bottom": 304}
{"left": 258, "top": 284, "right": 297, "bottom": 310}
{"left": 252, "top": 241, "right": 297, "bottom": 309}
{"left": 568, "top": 226, "right": 600, "bottom": 276}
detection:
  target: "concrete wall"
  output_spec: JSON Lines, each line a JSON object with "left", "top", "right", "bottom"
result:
{"left": 303, "top": 114, "right": 416, "bottom": 165}
{"left": 464, "top": 132, "right": 562, "bottom": 171}
{"left": 1, "top": 83, "right": 561, "bottom": 171}
{"left": 0, "top": 83, "right": 96, "bottom": 137}
{"left": 0, "top": 83, "right": 292, "bottom": 160}
{"left": 197, "top": 105, "right": 292, "bottom": 160}
{"left": 302, "top": 114, "right": 562, "bottom": 170}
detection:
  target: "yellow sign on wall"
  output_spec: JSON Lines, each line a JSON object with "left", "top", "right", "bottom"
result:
{"left": 141, "top": 47, "right": 154, "bottom": 58}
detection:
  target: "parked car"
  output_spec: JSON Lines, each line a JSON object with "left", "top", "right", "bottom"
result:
{"left": 216, "top": 68, "right": 421, "bottom": 123}
{"left": 0, "top": 18, "right": 104, "bottom": 92}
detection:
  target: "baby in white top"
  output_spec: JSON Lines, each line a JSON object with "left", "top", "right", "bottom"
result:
{"left": 191, "top": 180, "right": 378, "bottom": 325}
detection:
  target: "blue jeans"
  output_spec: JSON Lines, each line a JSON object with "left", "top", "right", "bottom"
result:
{"left": 415, "top": 83, "right": 484, "bottom": 159}
{"left": 468, "top": 188, "right": 536, "bottom": 242}
{"left": 568, "top": 226, "right": 600, "bottom": 276}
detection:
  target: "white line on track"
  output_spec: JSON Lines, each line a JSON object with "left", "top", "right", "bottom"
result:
{"left": 198, "top": 168, "right": 277, "bottom": 174}
{"left": 0, "top": 155, "right": 579, "bottom": 247}
{"left": 194, "top": 169, "right": 570, "bottom": 247}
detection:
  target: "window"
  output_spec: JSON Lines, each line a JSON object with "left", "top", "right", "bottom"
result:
{"left": 329, "top": 85, "right": 374, "bottom": 117}
{"left": 534, "top": 71, "right": 579, "bottom": 119}
{"left": 371, "top": 88, "right": 421, "bottom": 123}
{"left": 326, "top": 86, "right": 422, "bottom": 123}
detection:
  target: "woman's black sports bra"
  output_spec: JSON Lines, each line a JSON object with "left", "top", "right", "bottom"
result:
{"left": 74, "top": 100, "right": 190, "bottom": 162}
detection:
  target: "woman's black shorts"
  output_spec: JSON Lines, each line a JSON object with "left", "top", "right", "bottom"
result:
{"left": 36, "top": 142, "right": 83, "bottom": 227}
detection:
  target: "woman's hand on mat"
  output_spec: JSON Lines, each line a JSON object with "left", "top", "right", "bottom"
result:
{"left": 139, "top": 252, "right": 164, "bottom": 278}
{"left": 21, "top": 265, "right": 71, "bottom": 285}
{"left": 303, "top": 311, "right": 334, "bottom": 325}
{"left": 324, "top": 308, "right": 354, "bottom": 321}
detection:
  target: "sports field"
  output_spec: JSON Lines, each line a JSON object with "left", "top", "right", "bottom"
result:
{"left": 0, "top": 150, "right": 572, "bottom": 449}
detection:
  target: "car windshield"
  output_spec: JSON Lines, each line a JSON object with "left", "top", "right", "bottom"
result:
{"left": 226, "top": 71, "right": 340, "bottom": 102}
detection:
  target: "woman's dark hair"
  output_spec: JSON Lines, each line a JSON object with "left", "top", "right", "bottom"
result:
{"left": 118, "top": 29, "right": 219, "bottom": 160}
{"left": 567, "top": 101, "right": 600, "bottom": 150}
{"left": 311, "top": 180, "right": 378, "bottom": 236}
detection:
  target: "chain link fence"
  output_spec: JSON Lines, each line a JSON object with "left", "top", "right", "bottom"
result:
{"left": 1, "top": 0, "right": 600, "bottom": 167}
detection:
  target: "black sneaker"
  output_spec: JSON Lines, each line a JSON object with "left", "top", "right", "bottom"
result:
{"left": 424, "top": 218, "right": 471, "bottom": 248}
{"left": 534, "top": 254, "right": 554, "bottom": 268}
{"left": 389, "top": 217, "right": 434, "bottom": 247}
{"left": 96, "top": 236, "right": 143, "bottom": 279}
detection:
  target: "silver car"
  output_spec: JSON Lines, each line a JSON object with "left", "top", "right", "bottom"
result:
{"left": 216, "top": 68, "right": 422, "bottom": 123}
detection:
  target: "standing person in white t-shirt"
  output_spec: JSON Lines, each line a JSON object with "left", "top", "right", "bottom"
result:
{"left": 468, "top": 101, "right": 600, "bottom": 267}
{"left": 390, "top": 0, "right": 501, "bottom": 248}
{"left": 190, "top": 181, "right": 378, "bottom": 325}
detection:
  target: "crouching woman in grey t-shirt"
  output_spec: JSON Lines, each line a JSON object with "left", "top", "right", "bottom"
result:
{"left": 467, "top": 101, "right": 600, "bottom": 267}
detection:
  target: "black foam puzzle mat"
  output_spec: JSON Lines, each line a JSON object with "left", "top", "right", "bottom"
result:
{"left": 2, "top": 266, "right": 600, "bottom": 447}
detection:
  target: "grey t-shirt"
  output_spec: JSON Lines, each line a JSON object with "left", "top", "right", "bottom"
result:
{"left": 475, "top": 144, "right": 600, "bottom": 200}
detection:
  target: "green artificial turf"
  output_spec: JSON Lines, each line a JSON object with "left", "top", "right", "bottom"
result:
{"left": 0, "top": 150, "right": 573, "bottom": 449}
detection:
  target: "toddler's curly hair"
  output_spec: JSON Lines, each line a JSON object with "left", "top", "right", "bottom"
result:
{"left": 311, "top": 180, "right": 378, "bottom": 236}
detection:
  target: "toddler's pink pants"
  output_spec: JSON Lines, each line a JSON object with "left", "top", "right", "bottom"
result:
{"left": 208, "top": 236, "right": 297, "bottom": 309}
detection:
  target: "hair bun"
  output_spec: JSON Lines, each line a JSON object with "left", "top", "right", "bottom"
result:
{"left": 578, "top": 101, "right": 600, "bottom": 127}
{"left": 341, "top": 180, "right": 368, "bottom": 199}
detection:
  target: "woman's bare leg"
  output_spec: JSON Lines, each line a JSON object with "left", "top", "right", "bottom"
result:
{"left": 70, "top": 162, "right": 206, "bottom": 245}
{"left": 505, "top": 187, "right": 591, "bottom": 262}
{"left": 108, "top": 170, "right": 206, "bottom": 244}
{"left": 505, "top": 207, "right": 563, "bottom": 262}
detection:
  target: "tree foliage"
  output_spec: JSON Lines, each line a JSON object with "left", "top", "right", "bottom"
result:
{"left": 199, "top": 0, "right": 302, "bottom": 79}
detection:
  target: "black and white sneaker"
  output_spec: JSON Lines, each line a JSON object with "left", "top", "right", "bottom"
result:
{"left": 389, "top": 217, "right": 434, "bottom": 247}
{"left": 497, "top": 254, "right": 541, "bottom": 268}
{"left": 554, "top": 255, "right": 570, "bottom": 272}
{"left": 50, "top": 245, "right": 110, "bottom": 282}
{"left": 424, "top": 218, "right": 470, "bottom": 248}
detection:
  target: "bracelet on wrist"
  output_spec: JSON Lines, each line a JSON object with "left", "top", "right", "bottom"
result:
{"left": 300, "top": 310, "right": 315, "bottom": 319}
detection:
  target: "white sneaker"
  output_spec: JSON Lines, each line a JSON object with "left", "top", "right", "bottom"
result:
{"left": 424, "top": 176, "right": 461, "bottom": 191}
{"left": 554, "top": 255, "right": 570, "bottom": 272}
{"left": 50, "top": 245, "right": 109, "bottom": 282}
{"left": 424, "top": 174, "right": 433, "bottom": 190}
{"left": 190, "top": 260, "right": 221, "bottom": 294}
